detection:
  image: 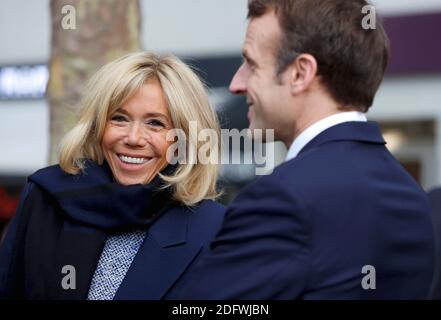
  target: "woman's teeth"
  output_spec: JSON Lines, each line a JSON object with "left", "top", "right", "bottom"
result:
{"left": 118, "top": 155, "right": 149, "bottom": 164}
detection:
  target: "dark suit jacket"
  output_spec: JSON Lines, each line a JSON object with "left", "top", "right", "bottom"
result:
{"left": 170, "top": 121, "right": 435, "bottom": 299}
{"left": 0, "top": 180, "right": 225, "bottom": 300}
{"left": 428, "top": 188, "right": 441, "bottom": 299}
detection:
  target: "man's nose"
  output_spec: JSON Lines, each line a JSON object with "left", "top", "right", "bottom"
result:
{"left": 229, "top": 64, "right": 248, "bottom": 95}
{"left": 125, "top": 122, "right": 147, "bottom": 146}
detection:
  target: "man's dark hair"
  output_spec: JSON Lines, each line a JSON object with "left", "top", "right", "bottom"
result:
{"left": 248, "top": 0, "right": 390, "bottom": 112}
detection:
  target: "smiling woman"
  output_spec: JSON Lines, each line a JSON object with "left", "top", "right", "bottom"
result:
{"left": 101, "top": 79, "right": 173, "bottom": 187}
{"left": 59, "top": 52, "right": 221, "bottom": 206}
{"left": 0, "top": 53, "right": 225, "bottom": 300}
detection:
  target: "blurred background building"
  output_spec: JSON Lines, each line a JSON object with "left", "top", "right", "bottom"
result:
{"left": 1, "top": 0, "right": 441, "bottom": 229}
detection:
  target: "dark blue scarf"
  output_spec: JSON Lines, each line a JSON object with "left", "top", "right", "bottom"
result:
{"left": 0, "top": 160, "right": 180, "bottom": 299}
{"left": 28, "top": 160, "right": 176, "bottom": 232}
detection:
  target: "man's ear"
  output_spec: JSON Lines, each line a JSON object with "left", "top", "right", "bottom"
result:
{"left": 288, "top": 54, "right": 318, "bottom": 95}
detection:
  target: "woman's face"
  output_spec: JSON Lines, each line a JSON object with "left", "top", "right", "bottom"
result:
{"left": 101, "top": 79, "right": 173, "bottom": 185}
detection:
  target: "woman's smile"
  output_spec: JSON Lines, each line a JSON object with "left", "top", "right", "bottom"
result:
{"left": 115, "top": 152, "right": 154, "bottom": 171}
{"left": 117, "top": 153, "right": 152, "bottom": 165}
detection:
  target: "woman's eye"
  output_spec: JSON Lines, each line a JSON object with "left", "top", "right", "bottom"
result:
{"left": 110, "top": 115, "right": 128, "bottom": 122}
{"left": 147, "top": 119, "right": 165, "bottom": 128}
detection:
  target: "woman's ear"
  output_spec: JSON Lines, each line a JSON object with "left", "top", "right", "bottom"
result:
{"left": 289, "top": 53, "right": 318, "bottom": 95}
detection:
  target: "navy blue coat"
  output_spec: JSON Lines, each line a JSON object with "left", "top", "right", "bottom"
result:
{"left": 0, "top": 164, "right": 225, "bottom": 300}
{"left": 428, "top": 188, "right": 441, "bottom": 299}
{"left": 171, "top": 121, "right": 435, "bottom": 299}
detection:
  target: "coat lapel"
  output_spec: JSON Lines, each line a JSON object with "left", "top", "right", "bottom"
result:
{"left": 22, "top": 186, "right": 107, "bottom": 300}
{"left": 51, "top": 224, "right": 106, "bottom": 300}
{"left": 114, "top": 206, "right": 203, "bottom": 300}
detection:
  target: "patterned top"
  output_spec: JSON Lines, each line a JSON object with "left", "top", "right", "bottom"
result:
{"left": 87, "top": 230, "right": 147, "bottom": 300}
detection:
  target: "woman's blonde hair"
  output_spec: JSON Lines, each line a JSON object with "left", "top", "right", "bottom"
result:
{"left": 59, "top": 52, "right": 221, "bottom": 206}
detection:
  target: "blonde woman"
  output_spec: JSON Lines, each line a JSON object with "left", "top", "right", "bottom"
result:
{"left": 0, "top": 52, "right": 224, "bottom": 300}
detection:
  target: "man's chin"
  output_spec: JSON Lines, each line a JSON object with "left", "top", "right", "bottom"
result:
{"left": 247, "top": 127, "right": 263, "bottom": 141}
{"left": 247, "top": 124, "right": 275, "bottom": 143}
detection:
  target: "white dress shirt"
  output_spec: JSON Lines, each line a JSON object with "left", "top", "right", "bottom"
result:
{"left": 285, "top": 111, "right": 367, "bottom": 161}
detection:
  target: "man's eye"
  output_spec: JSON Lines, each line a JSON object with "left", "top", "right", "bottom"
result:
{"left": 110, "top": 115, "right": 128, "bottom": 122}
{"left": 245, "top": 61, "right": 255, "bottom": 72}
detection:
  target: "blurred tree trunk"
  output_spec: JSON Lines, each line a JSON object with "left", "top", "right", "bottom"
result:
{"left": 47, "top": 0, "right": 141, "bottom": 164}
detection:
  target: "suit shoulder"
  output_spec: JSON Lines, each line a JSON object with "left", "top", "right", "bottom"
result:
{"left": 27, "top": 164, "right": 68, "bottom": 188}
{"left": 184, "top": 200, "right": 225, "bottom": 240}
{"left": 241, "top": 163, "right": 298, "bottom": 197}
{"left": 429, "top": 187, "right": 441, "bottom": 198}
{"left": 197, "top": 199, "right": 225, "bottom": 212}
{"left": 29, "top": 164, "right": 63, "bottom": 178}
{"left": 187, "top": 200, "right": 225, "bottom": 221}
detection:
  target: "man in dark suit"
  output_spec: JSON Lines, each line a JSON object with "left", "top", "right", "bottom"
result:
{"left": 172, "top": 0, "right": 434, "bottom": 299}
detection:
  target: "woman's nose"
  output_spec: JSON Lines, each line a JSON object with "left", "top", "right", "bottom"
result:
{"left": 125, "top": 122, "right": 147, "bottom": 147}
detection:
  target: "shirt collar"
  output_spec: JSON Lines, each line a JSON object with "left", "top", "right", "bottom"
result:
{"left": 285, "top": 111, "right": 367, "bottom": 161}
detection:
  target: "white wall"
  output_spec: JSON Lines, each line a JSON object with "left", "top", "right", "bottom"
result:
{"left": 0, "top": 100, "right": 49, "bottom": 175}
{"left": 141, "top": 0, "right": 247, "bottom": 57}
{"left": 370, "top": 76, "right": 441, "bottom": 121}
{"left": 0, "top": 0, "right": 50, "bottom": 65}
